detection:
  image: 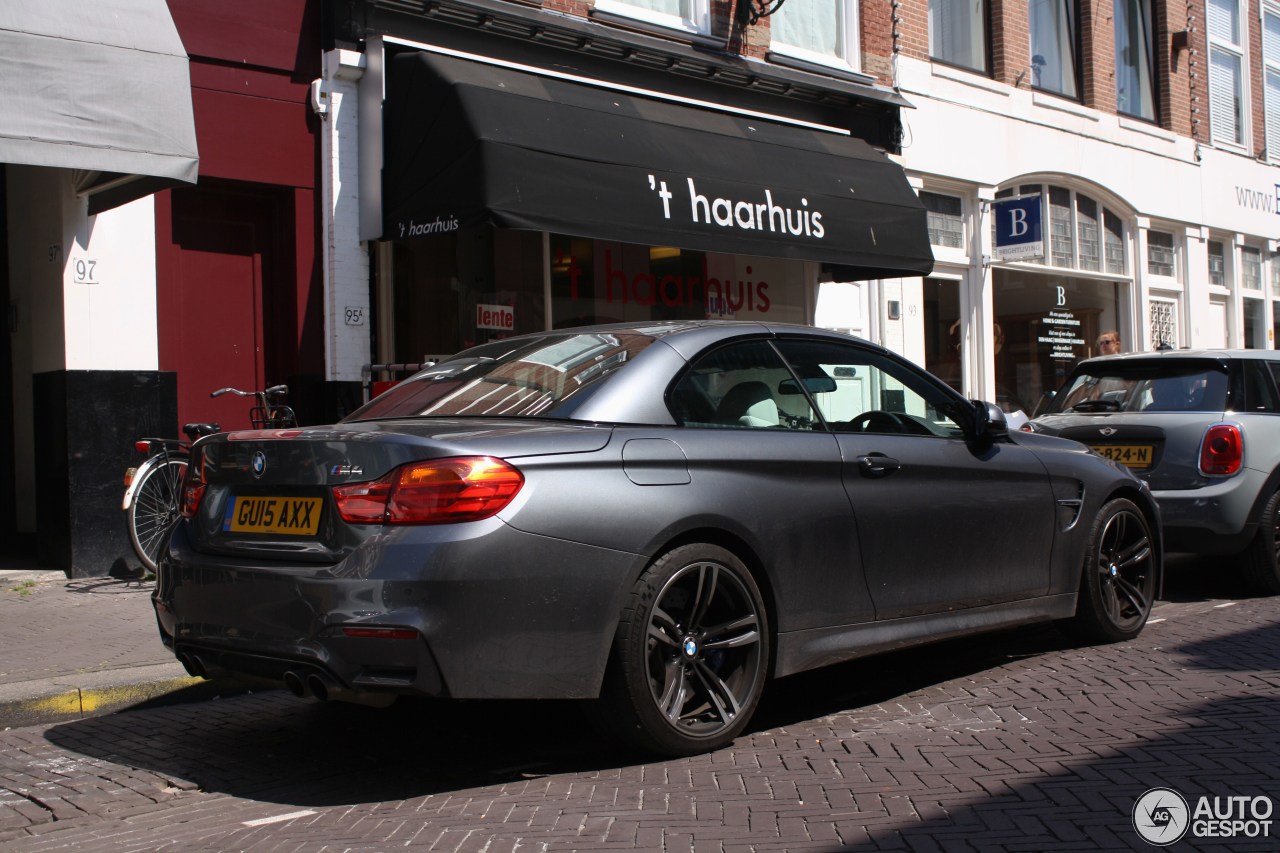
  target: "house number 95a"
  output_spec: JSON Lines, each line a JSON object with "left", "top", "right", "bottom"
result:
{"left": 344, "top": 307, "right": 365, "bottom": 326}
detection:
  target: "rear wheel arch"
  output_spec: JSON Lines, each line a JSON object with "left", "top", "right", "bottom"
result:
{"left": 646, "top": 526, "right": 779, "bottom": 674}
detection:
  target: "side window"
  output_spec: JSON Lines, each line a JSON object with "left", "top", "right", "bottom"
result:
{"left": 774, "top": 339, "right": 965, "bottom": 437}
{"left": 669, "top": 340, "right": 819, "bottom": 430}
{"left": 1245, "top": 361, "right": 1280, "bottom": 412}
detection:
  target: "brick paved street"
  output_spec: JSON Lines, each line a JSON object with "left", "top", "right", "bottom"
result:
{"left": 0, "top": 562, "right": 1276, "bottom": 852}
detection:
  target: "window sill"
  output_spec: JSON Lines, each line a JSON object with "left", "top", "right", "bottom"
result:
{"left": 1031, "top": 91, "right": 1099, "bottom": 121}
{"left": 766, "top": 51, "right": 875, "bottom": 86}
{"left": 588, "top": 8, "right": 720, "bottom": 47}
{"left": 1118, "top": 116, "right": 1174, "bottom": 142}
{"left": 929, "top": 62, "right": 1008, "bottom": 96}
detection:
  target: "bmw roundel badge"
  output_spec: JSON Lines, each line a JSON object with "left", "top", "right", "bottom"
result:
{"left": 251, "top": 450, "right": 267, "bottom": 478}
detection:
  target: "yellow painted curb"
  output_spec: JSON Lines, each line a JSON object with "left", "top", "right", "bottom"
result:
{"left": 0, "top": 677, "right": 206, "bottom": 729}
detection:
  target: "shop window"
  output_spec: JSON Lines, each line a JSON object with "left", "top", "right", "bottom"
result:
{"left": 771, "top": 0, "right": 859, "bottom": 71}
{"left": 1244, "top": 298, "right": 1267, "bottom": 348}
{"left": 1049, "top": 187, "right": 1074, "bottom": 267}
{"left": 1030, "top": 0, "right": 1079, "bottom": 98}
{"left": 1104, "top": 211, "right": 1126, "bottom": 274}
{"left": 593, "top": 0, "right": 710, "bottom": 35}
{"left": 1146, "top": 230, "right": 1176, "bottom": 277}
{"left": 1076, "top": 195, "right": 1100, "bottom": 272}
{"left": 1115, "top": 0, "right": 1158, "bottom": 120}
{"left": 1265, "top": 4, "right": 1280, "bottom": 158}
{"left": 549, "top": 236, "right": 809, "bottom": 328}
{"left": 1208, "top": 0, "right": 1245, "bottom": 146}
{"left": 1208, "top": 240, "right": 1226, "bottom": 286}
{"left": 923, "top": 278, "right": 964, "bottom": 393}
{"left": 930, "top": 0, "right": 989, "bottom": 73}
{"left": 921, "top": 192, "right": 964, "bottom": 249}
{"left": 1149, "top": 297, "right": 1178, "bottom": 349}
{"left": 1242, "top": 245, "right": 1263, "bottom": 290}
{"left": 995, "top": 184, "right": 1127, "bottom": 274}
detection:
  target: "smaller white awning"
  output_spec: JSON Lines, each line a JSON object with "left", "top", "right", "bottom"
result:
{"left": 0, "top": 0, "right": 199, "bottom": 213}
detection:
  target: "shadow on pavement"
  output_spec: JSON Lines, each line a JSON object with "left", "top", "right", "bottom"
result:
{"left": 37, "top": 561, "right": 1272, "bottom": 834}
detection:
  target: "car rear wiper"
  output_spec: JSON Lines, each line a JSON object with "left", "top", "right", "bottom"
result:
{"left": 1070, "top": 399, "right": 1122, "bottom": 412}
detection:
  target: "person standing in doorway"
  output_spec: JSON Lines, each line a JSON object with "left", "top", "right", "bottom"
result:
{"left": 1097, "top": 330, "right": 1122, "bottom": 355}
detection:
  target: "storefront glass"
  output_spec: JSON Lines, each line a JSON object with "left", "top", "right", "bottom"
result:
{"left": 923, "top": 277, "right": 964, "bottom": 393}
{"left": 993, "top": 269, "right": 1122, "bottom": 419}
{"left": 388, "top": 229, "right": 812, "bottom": 361}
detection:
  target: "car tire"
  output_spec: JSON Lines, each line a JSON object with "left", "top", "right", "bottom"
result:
{"left": 1066, "top": 497, "right": 1157, "bottom": 644}
{"left": 592, "top": 544, "right": 769, "bottom": 756}
{"left": 1238, "top": 488, "right": 1280, "bottom": 595}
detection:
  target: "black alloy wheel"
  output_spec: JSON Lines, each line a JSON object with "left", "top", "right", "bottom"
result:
{"left": 1069, "top": 497, "right": 1157, "bottom": 643}
{"left": 595, "top": 544, "right": 769, "bottom": 756}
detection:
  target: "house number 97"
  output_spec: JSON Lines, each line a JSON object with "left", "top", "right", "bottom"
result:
{"left": 344, "top": 307, "right": 365, "bottom": 326}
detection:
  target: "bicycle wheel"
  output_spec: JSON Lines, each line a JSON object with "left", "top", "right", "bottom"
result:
{"left": 126, "top": 457, "right": 188, "bottom": 572}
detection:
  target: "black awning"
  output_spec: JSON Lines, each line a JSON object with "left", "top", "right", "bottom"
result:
{"left": 382, "top": 52, "right": 933, "bottom": 279}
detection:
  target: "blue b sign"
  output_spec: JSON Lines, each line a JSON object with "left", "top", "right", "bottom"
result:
{"left": 992, "top": 196, "right": 1043, "bottom": 260}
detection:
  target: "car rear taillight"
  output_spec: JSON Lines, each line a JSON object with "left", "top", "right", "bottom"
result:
{"left": 332, "top": 456, "right": 524, "bottom": 525}
{"left": 180, "top": 459, "right": 206, "bottom": 518}
{"left": 1199, "top": 423, "right": 1243, "bottom": 476}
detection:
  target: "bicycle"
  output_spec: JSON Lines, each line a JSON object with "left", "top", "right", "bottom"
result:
{"left": 122, "top": 384, "right": 297, "bottom": 573}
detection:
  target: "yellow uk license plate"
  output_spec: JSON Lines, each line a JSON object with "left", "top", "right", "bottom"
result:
{"left": 224, "top": 496, "right": 322, "bottom": 535}
{"left": 1090, "top": 444, "right": 1154, "bottom": 469}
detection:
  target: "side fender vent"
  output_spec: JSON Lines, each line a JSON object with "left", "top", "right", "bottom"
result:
{"left": 1057, "top": 482, "right": 1086, "bottom": 532}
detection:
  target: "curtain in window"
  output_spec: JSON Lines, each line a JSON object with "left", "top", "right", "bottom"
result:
{"left": 774, "top": 0, "right": 844, "bottom": 59}
{"left": 930, "top": 0, "right": 988, "bottom": 72}
{"left": 1030, "top": 0, "right": 1078, "bottom": 97}
{"left": 1114, "top": 0, "right": 1156, "bottom": 119}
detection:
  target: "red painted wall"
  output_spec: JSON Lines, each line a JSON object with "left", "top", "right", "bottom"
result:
{"left": 157, "top": 0, "right": 323, "bottom": 429}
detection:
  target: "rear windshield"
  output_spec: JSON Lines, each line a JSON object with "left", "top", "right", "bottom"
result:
{"left": 1048, "top": 360, "right": 1228, "bottom": 414}
{"left": 343, "top": 331, "right": 658, "bottom": 421}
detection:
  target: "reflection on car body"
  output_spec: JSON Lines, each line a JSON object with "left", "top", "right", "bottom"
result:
{"left": 155, "top": 321, "right": 1162, "bottom": 756}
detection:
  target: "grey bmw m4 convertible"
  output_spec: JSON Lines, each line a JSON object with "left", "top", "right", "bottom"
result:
{"left": 155, "top": 321, "right": 1161, "bottom": 756}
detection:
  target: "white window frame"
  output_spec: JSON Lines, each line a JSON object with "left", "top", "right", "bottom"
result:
{"left": 1145, "top": 228, "right": 1179, "bottom": 282}
{"left": 929, "top": 0, "right": 989, "bottom": 73}
{"left": 1208, "top": 0, "right": 1248, "bottom": 147}
{"left": 593, "top": 0, "right": 711, "bottom": 35}
{"left": 1263, "top": 2, "right": 1280, "bottom": 160}
{"left": 769, "top": 0, "right": 861, "bottom": 72}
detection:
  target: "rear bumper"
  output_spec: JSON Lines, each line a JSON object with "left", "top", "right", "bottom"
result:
{"left": 1151, "top": 467, "right": 1266, "bottom": 555}
{"left": 153, "top": 519, "right": 642, "bottom": 700}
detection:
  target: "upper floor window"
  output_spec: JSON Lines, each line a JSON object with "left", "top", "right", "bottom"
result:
{"left": 1208, "top": 0, "right": 1246, "bottom": 145}
{"left": 1115, "top": 0, "right": 1157, "bottom": 120}
{"left": 1208, "top": 240, "right": 1226, "bottom": 286}
{"left": 1147, "top": 230, "right": 1176, "bottom": 278}
{"left": 930, "top": 0, "right": 989, "bottom": 73}
{"left": 593, "top": 0, "right": 710, "bottom": 35}
{"left": 921, "top": 192, "right": 964, "bottom": 248}
{"left": 1242, "top": 245, "right": 1263, "bottom": 290}
{"left": 771, "top": 0, "right": 859, "bottom": 70}
{"left": 1264, "top": 3, "right": 1280, "bottom": 158}
{"left": 1030, "top": 0, "right": 1079, "bottom": 98}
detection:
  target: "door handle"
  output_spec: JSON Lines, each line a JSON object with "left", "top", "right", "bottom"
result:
{"left": 856, "top": 453, "right": 900, "bottom": 479}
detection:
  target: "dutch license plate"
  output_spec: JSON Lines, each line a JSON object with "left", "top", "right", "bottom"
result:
{"left": 1090, "top": 444, "right": 1154, "bottom": 469}
{"left": 224, "top": 496, "right": 322, "bottom": 535}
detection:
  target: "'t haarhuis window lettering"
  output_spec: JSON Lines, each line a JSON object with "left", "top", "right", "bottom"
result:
{"left": 647, "top": 175, "right": 826, "bottom": 238}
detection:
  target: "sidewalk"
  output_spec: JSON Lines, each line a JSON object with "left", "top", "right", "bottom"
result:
{"left": 0, "top": 565, "right": 238, "bottom": 728}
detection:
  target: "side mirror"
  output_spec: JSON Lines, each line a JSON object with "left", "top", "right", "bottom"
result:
{"left": 970, "top": 400, "right": 1010, "bottom": 442}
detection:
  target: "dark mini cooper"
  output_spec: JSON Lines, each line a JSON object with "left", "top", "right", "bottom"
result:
{"left": 155, "top": 321, "right": 1161, "bottom": 755}
{"left": 1028, "top": 348, "right": 1280, "bottom": 594}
